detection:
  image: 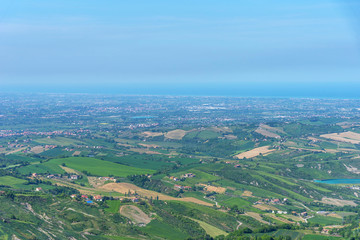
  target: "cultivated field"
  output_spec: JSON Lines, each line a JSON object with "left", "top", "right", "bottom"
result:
{"left": 0, "top": 176, "right": 27, "bottom": 187}
{"left": 255, "top": 124, "right": 284, "bottom": 139}
{"left": 319, "top": 197, "right": 357, "bottom": 207}
{"left": 241, "top": 191, "right": 253, "bottom": 197}
{"left": 142, "top": 131, "right": 164, "bottom": 137}
{"left": 265, "top": 213, "right": 294, "bottom": 224}
{"left": 59, "top": 165, "right": 80, "bottom": 174}
{"left": 199, "top": 184, "right": 226, "bottom": 194}
{"left": 99, "top": 182, "right": 213, "bottom": 206}
{"left": 245, "top": 212, "right": 270, "bottom": 225}
{"left": 5, "top": 147, "right": 27, "bottom": 155}
{"left": 187, "top": 217, "right": 227, "bottom": 237}
{"left": 320, "top": 131, "right": 360, "bottom": 144}
{"left": 253, "top": 204, "right": 279, "bottom": 211}
{"left": 165, "top": 129, "right": 188, "bottom": 140}
{"left": 31, "top": 146, "right": 46, "bottom": 154}
{"left": 235, "top": 146, "right": 275, "bottom": 159}
{"left": 72, "top": 151, "right": 81, "bottom": 156}
{"left": 35, "top": 137, "right": 83, "bottom": 146}
{"left": 255, "top": 128, "right": 280, "bottom": 139}
{"left": 120, "top": 205, "right": 152, "bottom": 225}
{"left": 49, "top": 157, "right": 154, "bottom": 177}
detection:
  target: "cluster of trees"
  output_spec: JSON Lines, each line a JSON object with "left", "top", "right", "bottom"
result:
{"left": 222, "top": 224, "right": 296, "bottom": 240}
{"left": 128, "top": 174, "right": 180, "bottom": 197}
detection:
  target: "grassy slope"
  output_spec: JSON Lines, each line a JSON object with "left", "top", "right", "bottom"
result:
{"left": 20, "top": 157, "right": 154, "bottom": 177}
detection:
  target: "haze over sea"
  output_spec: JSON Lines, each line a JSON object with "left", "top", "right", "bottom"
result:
{"left": 2, "top": 81, "right": 360, "bottom": 99}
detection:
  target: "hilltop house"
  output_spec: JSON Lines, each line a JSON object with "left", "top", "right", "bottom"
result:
{"left": 93, "top": 195, "right": 103, "bottom": 201}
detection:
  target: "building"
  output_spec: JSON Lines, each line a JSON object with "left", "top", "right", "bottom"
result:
{"left": 70, "top": 175, "right": 79, "bottom": 180}
{"left": 93, "top": 195, "right": 103, "bottom": 201}
{"left": 35, "top": 187, "right": 42, "bottom": 192}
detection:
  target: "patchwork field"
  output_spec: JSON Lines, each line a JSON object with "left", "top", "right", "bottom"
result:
{"left": 20, "top": 157, "right": 154, "bottom": 177}
{"left": 99, "top": 182, "right": 213, "bottom": 206}
{"left": 320, "top": 131, "right": 360, "bottom": 144}
{"left": 165, "top": 129, "right": 188, "bottom": 140}
{"left": 142, "top": 131, "right": 164, "bottom": 137}
{"left": 255, "top": 128, "right": 280, "bottom": 139}
{"left": 253, "top": 204, "right": 279, "bottom": 211}
{"left": 235, "top": 146, "right": 275, "bottom": 159}
{"left": 319, "top": 197, "right": 357, "bottom": 207}
{"left": 35, "top": 137, "right": 84, "bottom": 146}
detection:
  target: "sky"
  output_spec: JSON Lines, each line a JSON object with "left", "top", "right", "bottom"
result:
{"left": 1, "top": 0, "right": 360, "bottom": 97}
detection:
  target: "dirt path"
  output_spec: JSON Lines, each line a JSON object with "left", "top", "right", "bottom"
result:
{"left": 236, "top": 221, "right": 242, "bottom": 230}
{"left": 5, "top": 147, "right": 27, "bottom": 155}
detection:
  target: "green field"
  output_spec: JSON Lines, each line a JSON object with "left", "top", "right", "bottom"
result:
{"left": 302, "top": 234, "right": 341, "bottom": 240}
{"left": 105, "top": 200, "right": 122, "bottom": 213}
{"left": 188, "top": 217, "right": 227, "bottom": 237}
{"left": 222, "top": 197, "right": 251, "bottom": 208}
{"left": 308, "top": 216, "right": 342, "bottom": 225}
{"left": 0, "top": 176, "right": 27, "bottom": 187}
{"left": 49, "top": 157, "right": 154, "bottom": 177}
{"left": 35, "top": 137, "right": 84, "bottom": 146}
{"left": 142, "top": 220, "right": 188, "bottom": 240}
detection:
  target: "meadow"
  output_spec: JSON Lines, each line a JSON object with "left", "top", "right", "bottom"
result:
{"left": 49, "top": 157, "right": 154, "bottom": 177}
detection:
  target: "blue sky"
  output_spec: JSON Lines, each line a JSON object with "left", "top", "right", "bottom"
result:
{"left": 1, "top": 0, "right": 360, "bottom": 97}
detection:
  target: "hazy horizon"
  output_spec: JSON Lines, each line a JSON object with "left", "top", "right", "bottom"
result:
{"left": 1, "top": 0, "right": 360, "bottom": 98}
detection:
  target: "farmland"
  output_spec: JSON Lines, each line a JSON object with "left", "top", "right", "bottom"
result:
{"left": 2, "top": 94, "right": 360, "bottom": 239}
{"left": 48, "top": 157, "right": 154, "bottom": 177}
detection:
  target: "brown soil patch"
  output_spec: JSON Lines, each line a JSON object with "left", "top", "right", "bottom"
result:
{"left": 31, "top": 146, "right": 46, "bottom": 154}
{"left": 72, "top": 151, "right": 81, "bottom": 156}
{"left": 117, "top": 143, "right": 133, "bottom": 147}
{"left": 255, "top": 128, "right": 280, "bottom": 139}
{"left": 200, "top": 184, "right": 226, "bottom": 194}
{"left": 319, "top": 197, "right": 357, "bottom": 207}
{"left": 224, "top": 134, "right": 237, "bottom": 140}
{"left": 99, "top": 183, "right": 213, "bottom": 206}
{"left": 284, "top": 214, "right": 305, "bottom": 222}
{"left": 265, "top": 213, "right": 294, "bottom": 224}
{"left": 241, "top": 191, "right": 253, "bottom": 197}
{"left": 88, "top": 177, "right": 108, "bottom": 188}
{"left": 120, "top": 205, "right": 152, "bottom": 225}
{"left": 142, "top": 131, "right": 164, "bottom": 137}
{"left": 321, "top": 131, "right": 360, "bottom": 144}
{"left": 138, "top": 143, "right": 160, "bottom": 148}
{"left": 165, "top": 129, "right": 188, "bottom": 140}
{"left": 253, "top": 204, "right": 279, "bottom": 211}
{"left": 235, "top": 146, "right": 275, "bottom": 159}
{"left": 59, "top": 166, "right": 80, "bottom": 174}
{"left": 245, "top": 212, "right": 270, "bottom": 225}
{"left": 255, "top": 124, "right": 283, "bottom": 139}
{"left": 129, "top": 148, "right": 162, "bottom": 155}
